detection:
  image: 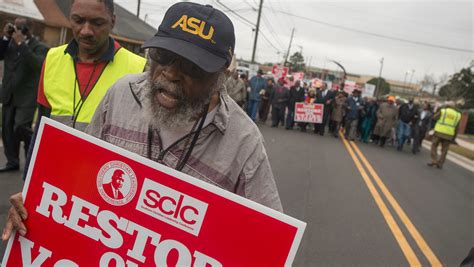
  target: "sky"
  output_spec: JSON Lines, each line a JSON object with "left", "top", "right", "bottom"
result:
{"left": 115, "top": 0, "right": 473, "bottom": 84}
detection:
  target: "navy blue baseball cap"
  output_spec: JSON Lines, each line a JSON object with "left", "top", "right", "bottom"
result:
{"left": 143, "top": 2, "right": 235, "bottom": 73}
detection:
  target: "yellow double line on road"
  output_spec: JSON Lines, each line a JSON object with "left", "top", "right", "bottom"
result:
{"left": 340, "top": 134, "right": 442, "bottom": 266}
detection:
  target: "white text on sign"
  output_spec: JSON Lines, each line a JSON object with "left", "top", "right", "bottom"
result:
{"left": 32, "top": 181, "right": 221, "bottom": 266}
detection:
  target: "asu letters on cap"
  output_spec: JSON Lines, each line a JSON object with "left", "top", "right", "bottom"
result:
{"left": 171, "top": 15, "right": 215, "bottom": 41}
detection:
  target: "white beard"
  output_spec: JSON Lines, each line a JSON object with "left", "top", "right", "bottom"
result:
{"left": 142, "top": 72, "right": 226, "bottom": 130}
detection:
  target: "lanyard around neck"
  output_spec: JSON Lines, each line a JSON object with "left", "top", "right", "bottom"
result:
{"left": 147, "top": 104, "right": 210, "bottom": 171}
{"left": 71, "top": 62, "right": 98, "bottom": 128}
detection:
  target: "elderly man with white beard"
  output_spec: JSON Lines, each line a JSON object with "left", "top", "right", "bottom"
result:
{"left": 2, "top": 2, "right": 282, "bottom": 242}
{"left": 89, "top": 2, "right": 282, "bottom": 212}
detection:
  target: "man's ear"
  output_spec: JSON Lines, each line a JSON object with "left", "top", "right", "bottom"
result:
{"left": 111, "top": 14, "right": 116, "bottom": 29}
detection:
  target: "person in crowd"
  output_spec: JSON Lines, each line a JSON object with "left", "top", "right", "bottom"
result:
{"left": 3, "top": 1, "right": 283, "bottom": 242}
{"left": 307, "top": 88, "right": 316, "bottom": 104}
{"left": 360, "top": 97, "right": 378, "bottom": 143}
{"left": 371, "top": 97, "right": 384, "bottom": 144}
{"left": 344, "top": 89, "right": 364, "bottom": 140}
{"left": 373, "top": 96, "right": 398, "bottom": 147}
{"left": 224, "top": 70, "right": 246, "bottom": 107}
{"left": 259, "top": 78, "right": 274, "bottom": 123}
{"left": 0, "top": 18, "right": 48, "bottom": 172}
{"left": 286, "top": 80, "right": 305, "bottom": 130}
{"left": 314, "top": 82, "right": 335, "bottom": 136}
{"left": 240, "top": 73, "right": 249, "bottom": 108}
{"left": 287, "top": 76, "right": 295, "bottom": 88}
{"left": 412, "top": 101, "right": 433, "bottom": 154}
{"left": 329, "top": 91, "right": 346, "bottom": 137}
{"left": 396, "top": 98, "right": 419, "bottom": 151}
{"left": 21, "top": 0, "right": 146, "bottom": 178}
{"left": 270, "top": 78, "right": 289, "bottom": 128}
{"left": 302, "top": 82, "right": 309, "bottom": 92}
{"left": 299, "top": 88, "right": 316, "bottom": 132}
{"left": 428, "top": 101, "right": 461, "bottom": 169}
{"left": 247, "top": 69, "right": 266, "bottom": 122}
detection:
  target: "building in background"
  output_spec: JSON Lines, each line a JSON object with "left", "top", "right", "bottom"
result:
{"left": 0, "top": 0, "right": 155, "bottom": 81}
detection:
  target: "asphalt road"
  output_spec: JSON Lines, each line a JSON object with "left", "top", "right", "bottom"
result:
{"left": 0, "top": 123, "right": 472, "bottom": 266}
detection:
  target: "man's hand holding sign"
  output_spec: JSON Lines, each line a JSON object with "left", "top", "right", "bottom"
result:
{"left": 2, "top": 1, "right": 305, "bottom": 266}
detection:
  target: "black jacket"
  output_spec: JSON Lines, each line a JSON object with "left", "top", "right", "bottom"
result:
{"left": 0, "top": 36, "right": 48, "bottom": 107}
{"left": 315, "top": 89, "right": 335, "bottom": 109}
{"left": 270, "top": 85, "right": 289, "bottom": 108}
{"left": 398, "top": 103, "right": 419, "bottom": 123}
{"left": 287, "top": 86, "right": 305, "bottom": 110}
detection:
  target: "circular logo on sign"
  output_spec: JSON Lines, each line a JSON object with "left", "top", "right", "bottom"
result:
{"left": 97, "top": 161, "right": 137, "bottom": 206}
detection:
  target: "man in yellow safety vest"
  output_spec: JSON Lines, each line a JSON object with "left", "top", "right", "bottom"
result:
{"left": 428, "top": 101, "right": 462, "bottom": 169}
{"left": 23, "top": 0, "right": 146, "bottom": 177}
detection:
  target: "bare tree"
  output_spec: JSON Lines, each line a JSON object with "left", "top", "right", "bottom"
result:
{"left": 420, "top": 73, "right": 449, "bottom": 95}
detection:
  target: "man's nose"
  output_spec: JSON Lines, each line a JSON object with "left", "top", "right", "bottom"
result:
{"left": 161, "top": 60, "right": 183, "bottom": 83}
{"left": 80, "top": 22, "right": 94, "bottom": 36}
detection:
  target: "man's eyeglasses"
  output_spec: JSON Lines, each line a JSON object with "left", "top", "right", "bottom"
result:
{"left": 149, "top": 48, "right": 212, "bottom": 79}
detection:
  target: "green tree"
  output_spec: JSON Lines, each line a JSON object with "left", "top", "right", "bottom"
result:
{"left": 367, "top": 77, "right": 390, "bottom": 96}
{"left": 438, "top": 67, "right": 474, "bottom": 108}
{"left": 288, "top": 52, "right": 305, "bottom": 72}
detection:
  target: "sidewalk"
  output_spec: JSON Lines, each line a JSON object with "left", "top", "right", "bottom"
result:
{"left": 422, "top": 140, "right": 474, "bottom": 172}
{"left": 456, "top": 137, "right": 474, "bottom": 151}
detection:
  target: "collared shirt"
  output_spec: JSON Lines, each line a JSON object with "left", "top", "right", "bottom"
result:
{"left": 86, "top": 72, "right": 283, "bottom": 212}
{"left": 160, "top": 106, "right": 217, "bottom": 150}
{"left": 64, "top": 37, "right": 116, "bottom": 62}
{"left": 37, "top": 37, "right": 120, "bottom": 108}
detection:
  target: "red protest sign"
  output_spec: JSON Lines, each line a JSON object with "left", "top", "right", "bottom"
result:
{"left": 292, "top": 72, "right": 304, "bottom": 82}
{"left": 272, "top": 64, "right": 279, "bottom": 75}
{"left": 312, "top": 78, "right": 322, "bottom": 88}
{"left": 294, "top": 103, "right": 324, "bottom": 123}
{"left": 272, "top": 64, "right": 289, "bottom": 80}
{"left": 2, "top": 119, "right": 306, "bottom": 266}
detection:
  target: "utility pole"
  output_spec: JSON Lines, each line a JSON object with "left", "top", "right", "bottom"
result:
{"left": 251, "top": 0, "right": 263, "bottom": 63}
{"left": 307, "top": 56, "right": 313, "bottom": 72}
{"left": 297, "top": 45, "right": 303, "bottom": 54}
{"left": 137, "top": 0, "right": 141, "bottom": 17}
{"left": 408, "top": 69, "right": 415, "bottom": 85}
{"left": 432, "top": 83, "right": 438, "bottom": 96}
{"left": 284, "top": 27, "right": 295, "bottom": 66}
{"left": 375, "top": 57, "right": 384, "bottom": 97}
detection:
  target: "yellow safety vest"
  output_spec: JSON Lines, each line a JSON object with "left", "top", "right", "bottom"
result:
{"left": 43, "top": 44, "right": 146, "bottom": 130}
{"left": 434, "top": 108, "right": 461, "bottom": 136}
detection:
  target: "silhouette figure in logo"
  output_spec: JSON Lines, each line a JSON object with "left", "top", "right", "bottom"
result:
{"left": 103, "top": 169, "right": 125, "bottom": 199}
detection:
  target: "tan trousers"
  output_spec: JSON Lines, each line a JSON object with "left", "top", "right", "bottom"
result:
{"left": 431, "top": 135, "right": 450, "bottom": 167}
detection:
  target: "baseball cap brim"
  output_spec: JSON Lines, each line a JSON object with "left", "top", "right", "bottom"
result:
{"left": 142, "top": 36, "right": 227, "bottom": 73}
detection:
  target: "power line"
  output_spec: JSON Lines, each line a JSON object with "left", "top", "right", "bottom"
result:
{"left": 261, "top": 13, "right": 285, "bottom": 49}
{"left": 267, "top": 8, "right": 473, "bottom": 53}
{"left": 243, "top": 0, "right": 257, "bottom": 10}
{"left": 274, "top": 0, "right": 294, "bottom": 29}
{"left": 214, "top": 0, "right": 255, "bottom": 26}
{"left": 265, "top": 0, "right": 291, "bottom": 35}
{"left": 213, "top": 0, "right": 281, "bottom": 57}
{"left": 324, "top": 2, "right": 472, "bottom": 34}
{"left": 260, "top": 31, "right": 283, "bottom": 53}
{"left": 282, "top": 0, "right": 296, "bottom": 28}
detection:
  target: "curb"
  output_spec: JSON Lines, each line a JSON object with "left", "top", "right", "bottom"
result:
{"left": 422, "top": 140, "right": 474, "bottom": 172}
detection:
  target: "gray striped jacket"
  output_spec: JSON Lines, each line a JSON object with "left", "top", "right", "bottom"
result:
{"left": 86, "top": 72, "right": 283, "bottom": 212}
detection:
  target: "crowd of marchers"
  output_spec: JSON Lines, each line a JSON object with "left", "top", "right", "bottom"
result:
{"left": 225, "top": 69, "right": 462, "bottom": 169}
